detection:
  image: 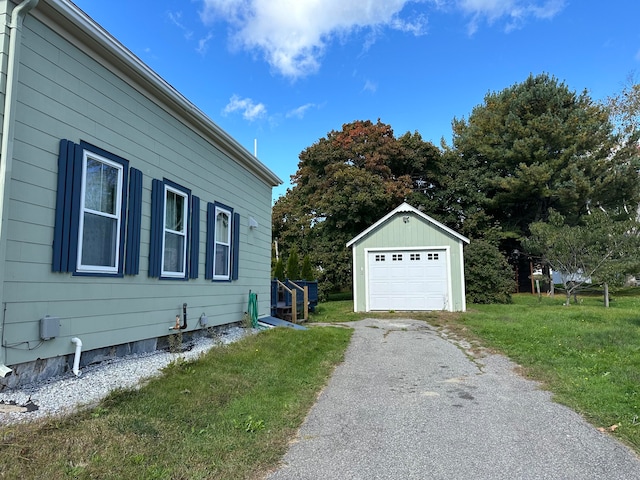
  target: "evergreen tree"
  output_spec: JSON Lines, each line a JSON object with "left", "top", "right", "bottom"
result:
{"left": 273, "top": 258, "right": 285, "bottom": 280}
{"left": 286, "top": 249, "right": 300, "bottom": 280}
{"left": 301, "top": 254, "right": 315, "bottom": 280}
{"left": 450, "top": 73, "right": 639, "bottom": 242}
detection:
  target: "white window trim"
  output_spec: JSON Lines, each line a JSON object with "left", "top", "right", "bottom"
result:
{"left": 213, "top": 205, "right": 232, "bottom": 280}
{"left": 161, "top": 184, "right": 189, "bottom": 278}
{"left": 76, "top": 151, "right": 123, "bottom": 274}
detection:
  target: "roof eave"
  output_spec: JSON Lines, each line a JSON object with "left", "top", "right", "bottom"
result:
{"left": 346, "top": 202, "right": 470, "bottom": 247}
{"left": 34, "top": 0, "right": 282, "bottom": 187}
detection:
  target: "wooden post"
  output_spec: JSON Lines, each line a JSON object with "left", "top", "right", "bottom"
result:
{"left": 291, "top": 289, "right": 297, "bottom": 323}
{"left": 530, "top": 261, "right": 535, "bottom": 294}
{"left": 303, "top": 286, "right": 309, "bottom": 320}
{"left": 604, "top": 283, "right": 609, "bottom": 308}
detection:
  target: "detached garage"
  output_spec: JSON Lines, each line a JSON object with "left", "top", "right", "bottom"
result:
{"left": 347, "top": 203, "right": 469, "bottom": 312}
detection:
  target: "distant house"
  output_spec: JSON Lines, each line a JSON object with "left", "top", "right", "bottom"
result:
{"left": 347, "top": 203, "right": 469, "bottom": 312}
{"left": 0, "top": 0, "right": 281, "bottom": 386}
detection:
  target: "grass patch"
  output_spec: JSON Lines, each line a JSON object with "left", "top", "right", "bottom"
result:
{"left": 0, "top": 326, "right": 351, "bottom": 479}
{"left": 428, "top": 293, "right": 640, "bottom": 451}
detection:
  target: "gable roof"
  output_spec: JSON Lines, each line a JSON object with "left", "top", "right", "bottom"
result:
{"left": 346, "top": 202, "right": 470, "bottom": 247}
{"left": 33, "top": 0, "right": 282, "bottom": 187}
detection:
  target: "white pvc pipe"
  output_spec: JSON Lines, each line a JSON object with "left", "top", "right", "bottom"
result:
{"left": 71, "top": 337, "right": 82, "bottom": 376}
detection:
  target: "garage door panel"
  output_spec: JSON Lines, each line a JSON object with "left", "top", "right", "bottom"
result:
{"left": 368, "top": 250, "right": 447, "bottom": 311}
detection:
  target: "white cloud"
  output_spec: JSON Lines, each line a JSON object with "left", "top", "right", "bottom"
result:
{"left": 199, "top": 0, "right": 428, "bottom": 79}
{"left": 455, "top": 0, "right": 566, "bottom": 34}
{"left": 167, "top": 11, "right": 194, "bottom": 40}
{"left": 197, "top": 0, "right": 566, "bottom": 77}
{"left": 286, "top": 103, "right": 316, "bottom": 119}
{"left": 197, "top": 32, "right": 214, "bottom": 55}
{"left": 362, "top": 80, "right": 378, "bottom": 93}
{"left": 223, "top": 94, "right": 267, "bottom": 121}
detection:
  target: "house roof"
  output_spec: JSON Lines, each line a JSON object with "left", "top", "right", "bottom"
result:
{"left": 33, "top": 0, "right": 282, "bottom": 187}
{"left": 346, "top": 202, "right": 470, "bottom": 247}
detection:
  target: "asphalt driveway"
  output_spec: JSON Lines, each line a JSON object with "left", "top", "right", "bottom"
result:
{"left": 267, "top": 318, "right": 640, "bottom": 480}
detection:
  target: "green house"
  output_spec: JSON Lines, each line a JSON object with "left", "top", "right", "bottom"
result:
{"left": 0, "top": 0, "right": 281, "bottom": 386}
{"left": 347, "top": 203, "right": 469, "bottom": 312}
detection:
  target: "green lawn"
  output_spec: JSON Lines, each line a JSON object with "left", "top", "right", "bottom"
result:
{"left": 0, "top": 326, "right": 352, "bottom": 480}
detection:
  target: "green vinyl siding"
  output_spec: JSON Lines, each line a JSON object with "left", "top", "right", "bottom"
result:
{"left": 0, "top": 12, "right": 275, "bottom": 367}
{"left": 351, "top": 212, "right": 466, "bottom": 312}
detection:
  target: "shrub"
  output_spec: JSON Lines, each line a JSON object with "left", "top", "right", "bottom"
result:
{"left": 464, "top": 239, "right": 516, "bottom": 304}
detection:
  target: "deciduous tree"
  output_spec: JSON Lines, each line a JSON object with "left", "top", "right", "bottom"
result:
{"left": 525, "top": 210, "right": 639, "bottom": 306}
{"left": 273, "top": 120, "right": 442, "bottom": 293}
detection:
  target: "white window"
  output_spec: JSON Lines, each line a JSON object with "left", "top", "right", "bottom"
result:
{"left": 77, "top": 151, "right": 123, "bottom": 274}
{"left": 214, "top": 206, "right": 231, "bottom": 279}
{"left": 162, "top": 185, "right": 188, "bottom": 277}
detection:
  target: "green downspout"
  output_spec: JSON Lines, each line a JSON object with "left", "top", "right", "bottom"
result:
{"left": 0, "top": 0, "right": 39, "bottom": 377}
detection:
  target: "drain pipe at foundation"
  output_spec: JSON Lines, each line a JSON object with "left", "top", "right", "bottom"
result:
{"left": 170, "top": 303, "right": 188, "bottom": 330}
{"left": 0, "top": 0, "right": 40, "bottom": 377}
{"left": 180, "top": 303, "right": 187, "bottom": 329}
{"left": 71, "top": 337, "right": 82, "bottom": 376}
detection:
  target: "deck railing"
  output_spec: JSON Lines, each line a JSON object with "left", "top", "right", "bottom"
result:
{"left": 273, "top": 279, "right": 311, "bottom": 323}
{"left": 288, "top": 280, "right": 309, "bottom": 321}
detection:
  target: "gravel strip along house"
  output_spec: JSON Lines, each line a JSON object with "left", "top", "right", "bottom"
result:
{"left": 0, "top": 0, "right": 281, "bottom": 388}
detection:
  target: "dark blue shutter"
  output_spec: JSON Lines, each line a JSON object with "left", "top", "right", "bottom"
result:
{"left": 231, "top": 212, "right": 240, "bottom": 280}
{"left": 189, "top": 195, "right": 200, "bottom": 279}
{"left": 52, "top": 140, "right": 73, "bottom": 272}
{"left": 205, "top": 202, "right": 215, "bottom": 280}
{"left": 124, "top": 168, "right": 143, "bottom": 275}
{"left": 52, "top": 140, "right": 82, "bottom": 272}
{"left": 149, "top": 179, "right": 163, "bottom": 277}
{"left": 68, "top": 143, "right": 84, "bottom": 272}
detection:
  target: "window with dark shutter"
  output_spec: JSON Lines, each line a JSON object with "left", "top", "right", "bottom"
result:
{"left": 149, "top": 179, "right": 198, "bottom": 280}
{"left": 53, "top": 139, "right": 136, "bottom": 277}
{"left": 205, "top": 202, "right": 239, "bottom": 281}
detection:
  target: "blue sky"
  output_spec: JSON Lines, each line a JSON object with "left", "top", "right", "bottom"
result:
{"left": 72, "top": 0, "right": 640, "bottom": 200}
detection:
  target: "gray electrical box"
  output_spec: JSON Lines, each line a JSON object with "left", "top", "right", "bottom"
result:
{"left": 40, "top": 316, "right": 60, "bottom": 340}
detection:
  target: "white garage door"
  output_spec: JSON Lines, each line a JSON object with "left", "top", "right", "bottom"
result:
{"left": 367, "top": 250, "right": 448, "bottom": 311}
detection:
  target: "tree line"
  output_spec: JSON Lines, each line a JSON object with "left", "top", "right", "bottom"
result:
{"left": 272, "top": 73, "right": 640, "bottom": 303}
